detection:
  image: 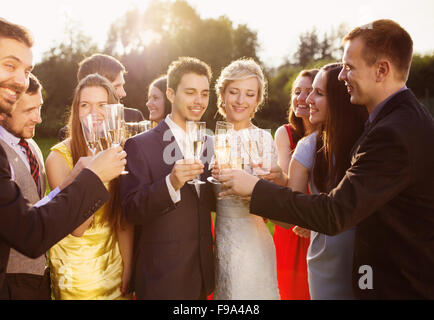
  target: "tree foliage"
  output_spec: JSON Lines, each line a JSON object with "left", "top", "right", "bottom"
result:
{"left": 33, "top": 3, "right": 434, "bottom": 138}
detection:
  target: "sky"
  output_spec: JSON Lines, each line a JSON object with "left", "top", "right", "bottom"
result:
{"left": 3, "top": 0, "right": 434, "bottom": 68}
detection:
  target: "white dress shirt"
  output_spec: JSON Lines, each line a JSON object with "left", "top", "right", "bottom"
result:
{"left": 164, "top": 115, "right": 200, "bottom": 203}
{"left": 0, "top": 125, "right": 31, "bottom": 175}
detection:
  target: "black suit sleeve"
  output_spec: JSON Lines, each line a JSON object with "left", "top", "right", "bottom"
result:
{"left": 250, "top": 125, "right": 411, "bottom": 235}
{"left": 0, "top": 148, "right": 110, "bottom": 258}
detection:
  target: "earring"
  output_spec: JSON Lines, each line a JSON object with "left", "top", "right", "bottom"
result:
{"left": 222, "top": 102, "right": 225, "bottom": 107}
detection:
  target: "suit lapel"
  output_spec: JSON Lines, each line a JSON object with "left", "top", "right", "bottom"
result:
{"left": 155, "top": 121, "right": 199, "bottom": 199}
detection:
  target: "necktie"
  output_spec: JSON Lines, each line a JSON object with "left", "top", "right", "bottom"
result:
{"left": 18, "top": 138, "right": 40, "bottom": 187}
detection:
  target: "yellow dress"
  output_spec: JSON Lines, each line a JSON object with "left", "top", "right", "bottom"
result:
{"left": 48, "top": 142, "right": 127, "bottom": 300}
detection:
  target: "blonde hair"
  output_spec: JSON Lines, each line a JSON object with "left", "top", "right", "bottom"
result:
{"left": 215, "top": 58, "right": 267, "bottom": 118}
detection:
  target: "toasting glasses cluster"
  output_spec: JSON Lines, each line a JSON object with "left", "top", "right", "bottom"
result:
{"left": 80, "top": 104, "right": 152, "bottom": 174}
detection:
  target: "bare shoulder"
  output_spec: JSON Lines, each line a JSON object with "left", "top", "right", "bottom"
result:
{"left": 275, "top": 125, "right": 290, "bottom": 144}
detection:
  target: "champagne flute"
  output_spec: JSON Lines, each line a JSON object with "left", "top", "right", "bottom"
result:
{"left": 207, "top": 121, "right": 234, "bottom": 184}
{"left": 138, "top": 120, "right": 152, "bottom": 133}
{"left": 80, "top": 113, "right": 100, "bottom": 156}
{"left": 104, "top": 103, "right": 128, "bottom": 174}
{"left": 125, "top": 120, "right": 152, "bottom": 140}
{"left": 125, "top": 122, "right": 139, "bottom": 139}
{"left": 97, "top": 119, "right": 111, "bottom": 151}
{"left": 185, "top": 120, "right": 206, "bottom": 185}
{"left": 242, "top": 127, "right": 272, "bottom": 177}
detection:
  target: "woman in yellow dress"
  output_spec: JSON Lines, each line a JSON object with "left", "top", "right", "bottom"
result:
{"left": 45, "top": 74, "right": 133, "bottom": 299}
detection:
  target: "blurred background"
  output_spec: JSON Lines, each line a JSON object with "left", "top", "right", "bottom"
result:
{"left": 4, "top": 0, "right": 434, "bottom": 142}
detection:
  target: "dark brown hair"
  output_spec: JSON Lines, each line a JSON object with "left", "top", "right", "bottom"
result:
{"left": 288, "top": 69, "right": 319, "bottom": 143}
{"left": 148, "top": 75, "right": 171, "bottom": 118}
{"left": 313, "top": 63, "right": 368, "bottom": 193}
{"left": 167, "top": 57, "right": 212, "bottom": 92}
{"left": 0, "top": 18, "right": 33, "bottom": 47}
{"left": 26, "top": 73, "right": 42, "bottom": 95}
{"left": 77, "top": 53, "right": 126, "bottom": 83}
{"left": 344, "top": 19, "right": 413, "bottom": 81}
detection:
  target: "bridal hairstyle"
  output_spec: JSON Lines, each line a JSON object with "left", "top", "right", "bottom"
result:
{"left": 77, "top": 53, "right": 126, "bottom": 82}
{"left": 312, "top": 63, "right": 368, "bottom": 193}
{"left": 0, "top": 18, "right": 33, "bottom": 47}
{"left": 288, "top": 69, "right": 319, "bottom": 144}
{"left": 215, "top": 58, "right": 267, "bottom": 118}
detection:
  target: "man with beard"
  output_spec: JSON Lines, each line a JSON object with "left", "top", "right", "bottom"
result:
{"left": 0, "top": 18, "right": 126, "bottom": 299}
{"left": 0, "top": 74, "right": 49, "bottom": 299}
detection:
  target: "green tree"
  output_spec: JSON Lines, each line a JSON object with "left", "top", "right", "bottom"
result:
{"left": 34, "top": 20, "right": 98, "bottom": 138}
{"left": 407, "top": 53, "right": 434, "bottom": 115}
{"left": 103, "top": 0, "right": 261, "bottom": 128}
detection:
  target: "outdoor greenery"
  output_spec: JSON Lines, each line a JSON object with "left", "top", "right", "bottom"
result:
{"left": 33, "top": 0, "right": 434, "bottom": 140}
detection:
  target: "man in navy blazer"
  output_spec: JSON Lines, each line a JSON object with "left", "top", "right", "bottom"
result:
{"left": 218, "top": 20, "right": 434, "bottom": 299}
{"left": 120, "top": 57, "right": 215, "bottom": 299}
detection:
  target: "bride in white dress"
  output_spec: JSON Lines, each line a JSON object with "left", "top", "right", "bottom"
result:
{"left": 212, "top": 58, "right": 280, "bottom": 300}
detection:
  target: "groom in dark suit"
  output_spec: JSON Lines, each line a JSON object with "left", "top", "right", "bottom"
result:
{"left": 218, "top": 20, "right": 434, "bottom": 299}
{"left": 120, "top": 57, "right": 215, "bottom": 299}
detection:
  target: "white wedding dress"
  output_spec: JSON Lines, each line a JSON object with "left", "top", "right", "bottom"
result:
{"left": 213, "top": 128, "right": 280, "bottom": 300}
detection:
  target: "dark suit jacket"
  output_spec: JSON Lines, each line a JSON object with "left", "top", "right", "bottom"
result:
{"left": 120, "top": 120, "right": 215, "bottom": 300}
{"left": 250, "top": 89, "right": 434, "bottom": 299}
{"left": 0, "top": 144, "right": 110, "bottom": 299}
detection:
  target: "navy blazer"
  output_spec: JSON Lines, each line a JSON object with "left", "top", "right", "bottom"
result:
{"left": 120, "top": 120, "right": 215, "bottom": 299}
{"left": 250, "top": 89, "right": 434, "bottom": 299}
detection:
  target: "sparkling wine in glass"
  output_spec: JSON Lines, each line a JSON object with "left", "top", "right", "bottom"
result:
{"left": 185, "top": 120, "right": 206, "bottom": 185}
{"left": 242, "top": 127, "right": 272, "bottom": 177}
{"left": 208, "top": 121, "right": 234, "bottom": 185}
{"left": 97, "top": 120, "right": 111, "bottom": 151}
{"left": 104, "top": 103, "right": 128, "bottom": 174}
{"left": 80, "top": 113, "right": 100, "bottom": 156}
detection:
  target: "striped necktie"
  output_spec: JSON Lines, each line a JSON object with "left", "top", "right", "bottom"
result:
{"left": 18, "top": 138, "right": 40, "bottom": 187}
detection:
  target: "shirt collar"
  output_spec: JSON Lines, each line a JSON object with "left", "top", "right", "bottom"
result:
{"left": 165, "top": 114, "right": 186, "bottom": 137}
{"left": 0, "top": 125, "right": 22, "bottom": 147}
{"left": 368, "top": 86, "right": 408, "bottom": 124}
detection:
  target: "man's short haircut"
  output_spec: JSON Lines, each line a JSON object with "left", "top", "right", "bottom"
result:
{"left": 344, "top": 19, "right": 413, "bottom": 81}
{"left": 26, "top": 74, "right": 42, "bottom": 95}
{"left": 0, "top": 18, "right": 33, "bottom": 47}
{"left": 77, "top": 53, "right": 126, "bottom": 82}
{"left": 167, "top": 57, "right": 212, "bottom": 92}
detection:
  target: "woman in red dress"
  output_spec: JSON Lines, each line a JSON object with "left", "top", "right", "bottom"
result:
{"left": 273, "top": 69, "right": 318, "bottom": 299}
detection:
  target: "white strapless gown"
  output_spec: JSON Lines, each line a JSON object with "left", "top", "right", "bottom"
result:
{"left": 213, "top": 195, "right": 280, "bottom": 300}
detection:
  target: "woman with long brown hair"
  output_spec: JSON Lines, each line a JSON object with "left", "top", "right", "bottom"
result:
{"left": 146, "top": 75, "right": 171, "bottom": 126}
{"left": 288, "top": 63, "right": 368, "bottom": 299}
{"left": 273, "top": 69, "right": 318, "bottom": 300}
{"left": 45, "top": 74, "right": 133, "bottom": 299}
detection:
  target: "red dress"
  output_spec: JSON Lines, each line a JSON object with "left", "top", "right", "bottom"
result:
{"left": 273, "top": 124, "right": 310, "bottom": 300}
